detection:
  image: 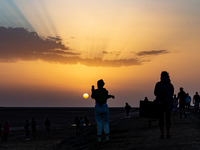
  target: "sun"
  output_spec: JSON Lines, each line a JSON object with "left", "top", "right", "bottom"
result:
{"left": 83, "top": 93, "right": 89, "bottom": 99}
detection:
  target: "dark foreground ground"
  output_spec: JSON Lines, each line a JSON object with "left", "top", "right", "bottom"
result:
{"left": 51, "top": 107, "right": 200, "bottom": 150}
{"left": 1, "top": 107, "right": 200, "bottom": 150}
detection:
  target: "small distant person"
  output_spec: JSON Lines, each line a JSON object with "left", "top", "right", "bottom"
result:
{"left": 80, "top": 117, "right": 84, "bottom": 131}
{"left": 154, "top": 71, "right": 174, "bottom": 139}
{"left": 125, "top": 102, "right": 131, "bottom": 117}
{"left": 44, "top": 118, "right": 51, "bottom": 138}
{"left": 84, "top": 116, "right": 89, "bottom": 129}
{"left": 31, "top": 117, "right": 36, "bottom": 139}
{"left": 193, "top": 92, "right": 200, "bottom": 113}
{"left": 173, "top": 94, "right": 178, "bottom": 114}
{"left": 24, "top": 119, "right": 31, "bottom": 140}
{"left": 185, "top": 93, "right": 191, "bottom": 114}
{"left": 2, "top": 121, "right": 10, "bottom": 142}
{"left": 91, "top": 79, "right": 115, "bottom": 142}
{"left": 74, "top": 116, "right": 80, "bottom": 134}
{"left": 177, "top": 87, "right": 187, "bottom": 119}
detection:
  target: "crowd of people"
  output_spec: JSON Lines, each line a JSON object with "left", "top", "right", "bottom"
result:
{"left": 153, "top": 71, "right": 200, "bottom": 139}
{"left": 0, "top": 117, "right": 51, "bottom": 142}
{"left": 172, "top": 89, "right": 200, "bottom": 117}
{"left": 2, "top": 73, "right": 199, "bottom": 144}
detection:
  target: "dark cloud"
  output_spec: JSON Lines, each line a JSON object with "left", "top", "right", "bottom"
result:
{"left": 0, "top": 27, "right": 141, "bottom": 67}
{"left": 136, "top": 50, "right": 169, "bottom": 56}
{"left": 102, "top": 51, "right": 108, "bottom": 54}
{"left": 102, "top": 51, "right": 121, "bottom": 56}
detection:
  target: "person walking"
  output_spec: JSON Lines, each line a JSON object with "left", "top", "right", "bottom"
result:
{"left": 173, "top": 94, "right": 178, "bottom": 114}
{"left": 185, "top": 93, "right": 191, "bottom": 114}
{"left": 193, "top": 92, "right": 200, "bottom": 113}
{"left": 91, "top": 79, "right": 115, "bottom": 142}
{"left": 79, "top": 117, "right": 84, "bottom": 131}
{"left": 154, "top": 71, "right": 174, "bottom": 139}
{"left": 177, "top": 87, "right": 187, "bottom": 118}
{"left": 31, "top": 117, "right": 37, "bottom": 139}
{"left": 44, "top": 118, "right": 51, "bottom": 138}
{"left": 125, "top": 102, "right": 131, "bottom": 117}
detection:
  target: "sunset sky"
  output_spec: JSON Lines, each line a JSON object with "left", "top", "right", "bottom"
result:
{"left": 0, "top": 0, "right": 200, "bottom": 107}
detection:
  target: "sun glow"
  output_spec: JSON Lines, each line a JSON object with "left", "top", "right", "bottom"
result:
{"left": 83, "top": 93, "right": 89, "bottom": 99}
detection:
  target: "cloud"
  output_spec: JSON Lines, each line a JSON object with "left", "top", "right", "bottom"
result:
{"left": 136, "top": 50, "right": 169, "bottom": 56}
{"left": 0, "top": 27, "right": 142, "bottom": 67}
{"left": 102, "top": 51, "right": 121, "bottom": 56}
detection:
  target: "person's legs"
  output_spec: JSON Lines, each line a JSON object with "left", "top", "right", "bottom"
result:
{"left": 165, "top": 109, "right": 172, "bottom": 138}
{"left": 159, "top": 109, "right": 164, "bottom": 138}
{"left": 102, "top": 106, "right": 109, "bottom": 135}
{"left": 179, "top": 108, "right": 182, "bottom": 118}
{"left": 95, "top": 106, "right": 103, "bottom": 137}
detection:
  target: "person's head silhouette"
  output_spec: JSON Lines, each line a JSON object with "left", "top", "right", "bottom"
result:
{"left": 180, "top": 87, "right": 183, "bottom": 91}
{"left": 161, "top": 71, "right": 169, "bottom": 78}
{"left": 97, "top": 79, "right": 105, "bottom": 89}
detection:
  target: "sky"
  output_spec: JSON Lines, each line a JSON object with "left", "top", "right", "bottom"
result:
{"left": 0, "top": 0, "right": 200, "bottom": 107}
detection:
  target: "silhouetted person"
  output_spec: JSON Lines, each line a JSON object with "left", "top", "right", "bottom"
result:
{"left": 2, "top": 121, "right": 10, "bottom": 142}
{"left": 193, "top": 92, "right": 200, "bottom": 113}
{"left": 125, "top": 102, "right": 131, "bottom": 117}
{"left": 31, "top": 117, "right": 36, "bottom": 139}
{"left": 44, "top": 118, "right": 51, "bottom": 138}
{"left": 74, "top": 116, "right": 80, "bottom": 134}
{"left": 91, "top": 79, "right": 115, "bottom": 142}
{"left": 185, "top": 93, "right": 191, "bottom": 114}
{"left": 80, "top": 117, "right": 84, "bottom": 131}
{"left": 177, "top": 87, "right": 187, "bottom": 118}
{"left": 24, "top": 119, "right": 31, "bottom": 140}
{"left": 173, "top": 94, "right": 178, "bottom": 114}
{"left": 154, "top": 71, "right": 174, "bottom": 138}
{"left": 84, "top": 116, "right": 89, "bottom": 129}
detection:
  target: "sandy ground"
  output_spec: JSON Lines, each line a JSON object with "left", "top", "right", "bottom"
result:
{"left": 0, "top": 107, "right": 127, "bottom": 150}
{"left": 1, "top": 107, "right": 200, "bottom": 150}
{"left": 51, "top": 107, "right": 200, "bottom": 150}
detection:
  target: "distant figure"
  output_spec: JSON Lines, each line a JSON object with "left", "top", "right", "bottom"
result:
{"left": 172, "top": 94, "right": 178, "bottom": 114}
{"left": 44, "top": 118, "right": 51, "bottom": 138}
{"left": 74, "top": 116, "right": 80, "bottom": 134}
{"left": 144, "top": 97, "right": 148, "bottom": 102}
{"left": 154, "top": 71, "right": 174, "bottom": 139}
{"left": 31, "top": 117, "right": 36, "bottom": 139}
{"left": 91, "top": 79, "right": 115, "bottom": 142}
{"left": 193, "top": 92, "right": 200, "bottom": 113}
{"left": 24, "top": 119, "right": 31, "bottom": 140}
{"left": 125, "top": 102, "right": 131, "bottom": 117}
{"left": 2, "top": 121, "right": 10, "bottom": 142}
{"left": 84, "top": 116, "right": 89, "bottom": 129}
{"left": 185, "top": 93, "right": 191, "bottom": 114}
{"left": 80, "top": 117, "right": 84, "bottom": 131}
{"left": 177, "top": 87, "right": 187, "bottom": 119}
